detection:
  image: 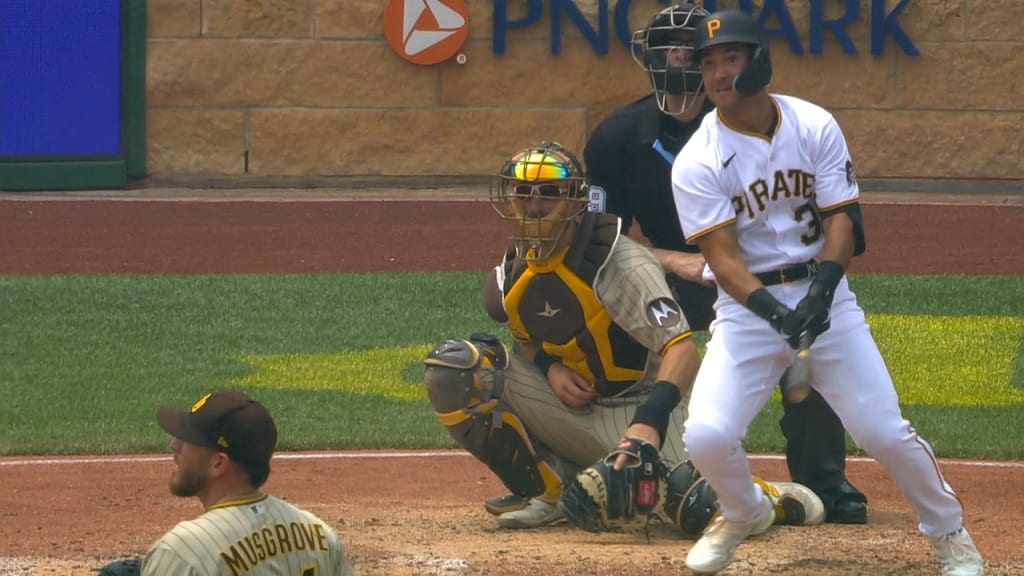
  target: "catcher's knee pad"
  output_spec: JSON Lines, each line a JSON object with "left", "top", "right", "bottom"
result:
{"left": 423, "top": 334, "right": 559, "bottom": 499}
{"left": 662, "top": 460, "right": 720, "bottom": 537}
{"left": 423, "top": 333, "right": 509, "bottom": 412}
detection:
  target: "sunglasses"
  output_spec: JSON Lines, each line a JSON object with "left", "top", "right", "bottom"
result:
{"left": 511, "top": 183, "right": 564, "bottom": 198}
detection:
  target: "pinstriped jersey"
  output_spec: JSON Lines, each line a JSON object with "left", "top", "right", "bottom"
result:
{"left": 142, "top": 494, "right": 353, "bottom": 576}
{"left": 484, "top": 213, "right": 692, "bottom": 397}
{"left": 670, "top": 94, "right": 861, "bottom": 282}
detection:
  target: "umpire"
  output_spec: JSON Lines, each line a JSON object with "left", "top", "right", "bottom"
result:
{"left": 582, "top": 2, "right": 867, "bottom": 524}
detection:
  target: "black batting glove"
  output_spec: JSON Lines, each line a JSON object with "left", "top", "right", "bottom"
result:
{"left": 747, "top": 287, "right": 801, "bottom": 347}
{"left": 792, "top": 260, "right": 845, "bottom": 340}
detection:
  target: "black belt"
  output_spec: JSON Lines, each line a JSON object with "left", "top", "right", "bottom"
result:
{"left": 755, "top": 261, "right": 818, "bottom": 286}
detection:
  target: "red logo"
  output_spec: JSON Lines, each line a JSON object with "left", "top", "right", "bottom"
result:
{"left": 383, "top": 0, "right": 469, "bottom": 65}
{"left": 638, "top": 479, "right": 656, "bottom": 507}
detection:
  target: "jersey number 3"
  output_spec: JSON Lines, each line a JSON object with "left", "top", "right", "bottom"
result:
{"left": 794, "top": 203, "right": 823, "bottom": 245}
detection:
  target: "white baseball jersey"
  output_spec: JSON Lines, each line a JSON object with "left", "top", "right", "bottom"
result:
{"left": 671, "top": 94, "right": 860, "bottom": 282}
{"left": 142, "top": 494, "right": 354, "bottom": 576}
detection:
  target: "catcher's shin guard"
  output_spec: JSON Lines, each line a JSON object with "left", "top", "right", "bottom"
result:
{"left": 423, "top": 335, "right": 561, "bottom": 500}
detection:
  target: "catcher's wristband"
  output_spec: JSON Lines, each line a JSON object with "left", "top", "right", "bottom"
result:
{"left": 629, "top": 380, "right": 681, "bottom": 445}
{"left": 533, "top": 349, "right": 559, "bottom": 376}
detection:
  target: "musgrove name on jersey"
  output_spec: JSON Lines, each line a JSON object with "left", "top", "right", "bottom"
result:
{"left": 221, "top": 521, "right": 330, "bottom": 576}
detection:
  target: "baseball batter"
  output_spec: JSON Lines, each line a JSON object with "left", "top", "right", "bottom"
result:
{"left": 670, "top": 10, "right": 984, "bottom": 576}
{"left": 586, "top": 2, "right": 868, "bottom": 524}
{"left": 143, "top": 392, "right": 353, "bottom": 576}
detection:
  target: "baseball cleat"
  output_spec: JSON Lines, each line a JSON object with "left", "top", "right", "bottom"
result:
{"left": 931, "top": 527, "right": 984, "bottom": 576}
{"left": 824, "top": 480, "right": 869, "bottom": 524}
{"left": 484, "top": 494, "right": 527, "bottom": 516}
{"left": 685, "top": 494, "right": 775, "bottom": 574}
{"left": 771, "top": 481, "right": 825, "bottom": 526}
{"left": 496, "top": 498, "right": 563, "bottom": 529}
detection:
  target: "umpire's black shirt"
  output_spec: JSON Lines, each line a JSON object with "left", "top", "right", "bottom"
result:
{"left": 584, "top": 94, "right": 718, "bottom": 330}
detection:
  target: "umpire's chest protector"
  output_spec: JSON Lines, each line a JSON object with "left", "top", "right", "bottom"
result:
{"left": 493, "top": 213, "right": 648, "bottom": 395}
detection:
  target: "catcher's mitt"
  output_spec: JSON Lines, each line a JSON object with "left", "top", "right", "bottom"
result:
{"left": 559, "top": 437, "right": 668, "bottom": 532}
{"left": 97, "top": 558, "right": 141, "bottom": 576}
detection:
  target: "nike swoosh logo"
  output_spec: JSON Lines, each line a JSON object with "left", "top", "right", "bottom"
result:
{"left": 723, "top": 153, "right": 737, "bottom": 168}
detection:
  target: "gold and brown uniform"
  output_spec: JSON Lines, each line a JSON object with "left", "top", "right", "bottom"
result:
{"left": 142, "top": 494, "right": 353, "bottom": 576}
{"left": 482, "top": 213, "right": 692, "bottom": 467}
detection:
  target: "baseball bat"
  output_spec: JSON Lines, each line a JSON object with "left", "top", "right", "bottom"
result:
{"left": 781, "top": 331, "right": 814, "bottom": 403}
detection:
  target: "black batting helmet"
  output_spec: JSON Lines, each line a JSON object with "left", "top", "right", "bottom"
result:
{"left": 631, "top": 3, "right": 710, "bottom": 115}
{"left": 693, "top": 10, "right": 772, "bottom": 95}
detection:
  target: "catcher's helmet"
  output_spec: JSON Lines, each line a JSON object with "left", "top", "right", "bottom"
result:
{"left": 630, "top": 3, "right": 709, "bottom": 115}
{"left": 693, "top": 9, "right": 772, "bottom": 95}
{"left": 490, "top": 142, "right": 588, "bottom": 261}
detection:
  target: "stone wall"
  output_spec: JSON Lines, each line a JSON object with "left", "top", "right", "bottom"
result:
{"left": 146, "top": 0, "right": 1024, "bottom": 182}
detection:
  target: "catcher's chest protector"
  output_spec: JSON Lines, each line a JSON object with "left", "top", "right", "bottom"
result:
{"left": 501, "top": 214, "right": 647, "bottom": 395}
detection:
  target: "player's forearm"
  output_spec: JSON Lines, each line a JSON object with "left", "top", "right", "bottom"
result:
{"left": 654, "top": 337, "right": 700, "bottom": 397}
{"left": 520, "top": 341, "right": 562, "bottom": 377}
{"left": 649, "top": 247, "right": 673, "bottom": 268}
{"left": 699, "top": 233, "right": 795, "bottom": 333}
{"left": 649, "top": 247, "right": 693, "bottom": 267}
{"left": 650, "top": 247, "right": 706, "bottom": 283}
{"left": 695, "top": 229, "right": 762, "bottom": 304}
{"left": 818, "top": 214, "right": 856, "bottom": 270}
{"left": 702, "top": 251, "right": 763, "bottom": 305}
{"left": 628, "top": 338, "right": 699, "bottom": 446}
{"left": 517, "top": 341, "right": 540, "bottom": 362}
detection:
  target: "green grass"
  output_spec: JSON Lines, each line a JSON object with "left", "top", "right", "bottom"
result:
{"left": 1, "top": 273, "right": 1022, "bottom": 458}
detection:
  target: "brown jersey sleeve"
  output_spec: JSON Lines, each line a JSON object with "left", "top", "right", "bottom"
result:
{"left": 594, "top": 236, "right": 691, "bottom": 354}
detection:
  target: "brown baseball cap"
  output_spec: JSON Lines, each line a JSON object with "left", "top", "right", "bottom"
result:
{"left": 156, "top": 391, "right": 277, "bottom": 469}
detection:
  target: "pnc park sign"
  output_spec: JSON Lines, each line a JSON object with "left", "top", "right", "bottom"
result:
{"left": 385, "top": 0, "right": 918, "bottom": 66}
{"left": 495, "top": 0, "right": 918, "bottom": 56}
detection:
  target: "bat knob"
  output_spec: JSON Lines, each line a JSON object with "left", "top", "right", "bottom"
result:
{"left": 784, "top": 383, "right": 812, "bottom": 403}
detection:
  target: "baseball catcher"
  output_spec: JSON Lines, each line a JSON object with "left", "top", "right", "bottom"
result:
{"left": 423, "top": 142, "right": 702, "bottom": 529}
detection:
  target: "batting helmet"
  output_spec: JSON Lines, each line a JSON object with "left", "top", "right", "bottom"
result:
{"left": 631, "top": 3, "right": 709, "bottom": 115}
{"left": 693, "top": 10, "right": 772, "bottom": 95}
{"left": 489, "top": 142, "right": 588, "bottom": 261}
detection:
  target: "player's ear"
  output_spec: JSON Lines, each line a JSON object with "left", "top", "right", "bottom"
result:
{"left": 207, "top": 450, "right": 232, "bottom": 477}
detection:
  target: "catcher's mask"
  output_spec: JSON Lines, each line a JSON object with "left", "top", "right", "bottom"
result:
{"left": 694, "top": 9, "right": 772, "bottom": 96}
{"left": 489, "top": 142, "right": 588, "bottom": 262}
{"left": 631, "top": 3, "right": 709, "bottom": 115}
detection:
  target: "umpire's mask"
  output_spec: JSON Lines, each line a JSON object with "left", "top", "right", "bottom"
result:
{"left": 489, "top": 142, "right": 588, "bottom": 262}
{"left": 631, "top": 3, "right": 709, "bottom": 115}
